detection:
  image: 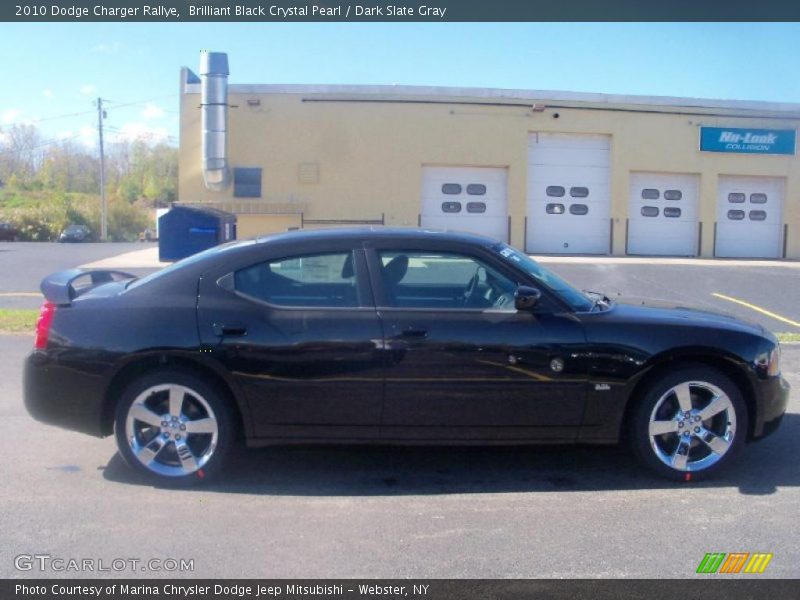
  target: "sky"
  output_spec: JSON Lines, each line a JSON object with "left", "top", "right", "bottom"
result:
{"left": 0, "top": 22, "right": 798, "bottom": 149}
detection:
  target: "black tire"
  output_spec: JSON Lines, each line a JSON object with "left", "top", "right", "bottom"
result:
{"left": 114, "top": 368, "right": 236, "bottom": 486}
{"left": 629, "top": 365, "right": 747, "bottom": 481}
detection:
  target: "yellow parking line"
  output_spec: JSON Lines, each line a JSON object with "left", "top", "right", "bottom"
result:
{"left": 712, "top": 293, "right": 800, "bottom": 329}
{"left": 0, "top": 292, "right": 41, "bottom": 297}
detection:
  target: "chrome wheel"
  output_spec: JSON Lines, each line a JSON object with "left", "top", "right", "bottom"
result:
{"left": 648, "top": 381, "right": 737, "bottom": 472}
{"left": 125, "top": 384, "right": 219, "bottom": 477}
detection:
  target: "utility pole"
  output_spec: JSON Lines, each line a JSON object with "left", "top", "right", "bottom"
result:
{"left": 96, "top": 97, "right": 107, "bottom": 241}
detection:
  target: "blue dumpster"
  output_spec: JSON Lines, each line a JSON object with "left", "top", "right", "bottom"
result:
{"left": 158, "top": 205, "right": 237, "bottom": 261}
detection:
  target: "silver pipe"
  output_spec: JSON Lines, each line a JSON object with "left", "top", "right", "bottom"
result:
{"left": 199, "top": 51, "right": 230, "bottom": 191}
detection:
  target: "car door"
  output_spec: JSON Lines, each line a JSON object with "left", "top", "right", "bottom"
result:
{"left": 197, "top": 243, "right": 385, "bottom": 440}
{"left": 366, "top": 241, "right": 588, "bottom": 441}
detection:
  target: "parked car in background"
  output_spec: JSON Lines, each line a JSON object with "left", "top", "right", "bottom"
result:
{"left": 58, "top": 224, "right": 93, "bottom": 243}
{"left": 139, "top": 228, "right": 158, "bottom": 242}
{"left": 24, "top": 228, "right": 789, "bottom": 485}
{"left": 0, "top": 222, "right": 18, "bottom": 241}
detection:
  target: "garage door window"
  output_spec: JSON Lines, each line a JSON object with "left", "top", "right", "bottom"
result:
{"left": 642, "top": 189, "right": 660, "bottom": 200}
{"left": 441, "top": 183, "right": 462, "bottom": 195}
{"left": 750, "top": 193, "right": 767, "bottom": 204}
{"left": 234, "top": 252, "right": 360, "bottom": 308}
{"left": 546, "top": 186, "right": 565, "bottom": 197}
{"left": 546, "top": 203, "right": 565, "bottom": 214}
{"left": 728, "top": 193, "right": 746, "bottom": 203}
{"left": 727, "top": 210, "right": 745, "bottom": 220}
{"left": 749, "top": 210, "right": 767, "bottom": 221}
{"left": 466, "top": 202, "right": 486, "bottom": 213}
{"left": 570, "top": 187, "right": 589, "bottom": 198}
{"left": 441, "top": 202, "right": 461, "bottom": 213}
{"left": 664, "top": 190, "right": 682, "bottom": 201}
{"left": 569, "top": 204, "right": 589, "bottom": 215}
{"left": 466, "top": 184, "right": 486, "bottom": 196}
{"left": 641, "top": 206, "right": 659, "bottom": 217}
{"left": 664, "top": 207, "right": 682, "bottom": 218}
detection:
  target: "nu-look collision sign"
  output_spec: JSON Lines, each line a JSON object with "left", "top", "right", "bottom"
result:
{"left": 700, "top": 127, "right": 796, "bottom": 155}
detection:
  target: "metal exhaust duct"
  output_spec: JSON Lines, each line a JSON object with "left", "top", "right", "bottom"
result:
{"left": 199, "top": 51, "right": 230, "bottom": 191}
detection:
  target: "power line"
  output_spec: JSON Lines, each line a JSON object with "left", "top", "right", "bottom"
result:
{"left": 0, "top": 133, "right": 86, "bottom": 161}
{"left": 1, "top": 108, "right": 96, "bottom": 127}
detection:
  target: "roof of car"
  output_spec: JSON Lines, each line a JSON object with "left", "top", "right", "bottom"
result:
{"left": 255, "top": 226, "right": 501, "bottom": 247}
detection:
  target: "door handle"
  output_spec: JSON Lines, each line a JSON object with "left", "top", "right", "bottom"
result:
{"left": 212, "top": 323, "right": 248, "bottom": 337}
{"left": 400, "top": 326, "right": 427, "bottom": 338}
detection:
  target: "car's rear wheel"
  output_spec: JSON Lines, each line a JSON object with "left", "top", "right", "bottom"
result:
{"left": 630, "top": 366, "right": 747, "bottom": 480}
{"left": 114, "top": 369, "right": 234, "bottom": 485}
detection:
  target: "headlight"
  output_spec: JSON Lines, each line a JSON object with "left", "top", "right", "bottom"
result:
{"left": 768, "top": 344, "right": 781, "bottom": 377}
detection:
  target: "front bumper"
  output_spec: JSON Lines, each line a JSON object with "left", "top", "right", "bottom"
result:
{"left": 24, "top": 352, "right": 107, "bottom": 437}
{"left": 751, "top": 373, "right": 791, "bottom": 440}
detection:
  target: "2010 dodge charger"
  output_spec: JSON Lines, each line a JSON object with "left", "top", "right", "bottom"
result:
{"left": 24, "top": 228, "right": 790, "bottom": 484}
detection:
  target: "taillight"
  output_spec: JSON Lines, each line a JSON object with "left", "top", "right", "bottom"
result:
{"left": 34, "top": 301, "right": 56, "bottom": 350}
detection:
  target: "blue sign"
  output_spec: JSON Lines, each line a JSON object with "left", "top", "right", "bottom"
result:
{"left": 700, "top": 127, "right": 796, "bottom": 155}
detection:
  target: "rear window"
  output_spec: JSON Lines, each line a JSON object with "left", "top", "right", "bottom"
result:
{"left": 126, "top": 241, "right": 244, "bottom": 290}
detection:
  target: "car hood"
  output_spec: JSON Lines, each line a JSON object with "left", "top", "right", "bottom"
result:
{"left": 608, "top": 296, "right": 766, "bottom": 336}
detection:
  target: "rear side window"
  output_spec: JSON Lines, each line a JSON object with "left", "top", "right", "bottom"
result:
{"left": 234, "top": 252, "right": 360, "bottom": 307}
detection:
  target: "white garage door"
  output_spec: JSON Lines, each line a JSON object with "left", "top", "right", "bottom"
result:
{"left": 628, "top": 173, "right": 700, "bottom": 256}
{"left": 716, "top": 176, "right": 784, "bottom": 258}
{"left": 421, "top": 166, "right": 508, "bottom": 242}
{"left": 526, "top": 133, "right": 611, "bottom": 254}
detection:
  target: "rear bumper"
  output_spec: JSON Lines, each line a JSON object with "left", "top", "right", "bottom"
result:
{"left": 24, "top": 352, "right": 107, "bottom": 437}
{"left": 751, "top": 373, "right": 791, "bottom": 440}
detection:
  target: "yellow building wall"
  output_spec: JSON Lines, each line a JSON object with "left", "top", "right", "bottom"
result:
{"left": 236, "top": 214, "right": 302, "bottom": 238}
{"left": 179, "top": 90, "right": 800, "bottom": 258}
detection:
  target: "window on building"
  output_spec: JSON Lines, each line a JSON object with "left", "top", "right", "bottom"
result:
{"left": 570, "top": 186, "right": 589, "bottom": 198}
{"left": 233, "top": 168, "right": 262, "bottom": 198}
{"left": 728, "top": 193, "right": 746, "bottom": 203}
{"left": 546, "top": 186, "right": 565, "bottom": 197}
{"left": 641, "top": 188, "right": 660, "bottom": 200}
{"left": 546, "top": 203, "right": 565, "bottom": 214}
{"left": 466, "top": 184, "right": 487, "bottom": 196}
{"left": 727, "top": 210, "right": 745, "bottom": 220}
{"left": 749, "top": 210, "right": 767, "bottom": 221}
{"left": 442, "top": 202, "right": 462, "bottom": 213}
{"left": 441, "top": 183, "right": 462, "bottom": 195}
{"left": 234, "top": 252, "right": 359, "bottom": 308}
{"left": 466, "top": 202, "right": 486, "bottom": 213}
{"left": 664, "top": 207, "right": 682, "bottom": 218}
{"left": 569, "top": 204, "right": 589, "bottom": 215}
{"left": 641, "top": 206, "right": 659, "bottom": 217}
{"left": 664, "top": 190, "right": 682, "bottom": 201}
{"left": 750, "top": 193, "right": 768, "bottom": 204}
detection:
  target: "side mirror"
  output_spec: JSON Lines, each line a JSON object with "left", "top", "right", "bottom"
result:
{"left": 515, "top": 285, "right": 541, "bottom": 310}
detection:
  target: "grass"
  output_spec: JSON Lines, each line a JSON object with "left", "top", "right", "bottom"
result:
{"left": 776, "top": 332, "right": 800, "bottom": 343}
{"left": 0, "top": 309, "right": 38, "bottom": 333}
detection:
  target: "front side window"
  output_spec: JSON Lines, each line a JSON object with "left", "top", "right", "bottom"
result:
{"left": 494, "top": 244, "right": 592, "bottom": 312}
{"left": 378, "top": 250, "right": 517, "bottom": 310}
{"left": 234, "top": 251, "right": 360, "bottom": 307}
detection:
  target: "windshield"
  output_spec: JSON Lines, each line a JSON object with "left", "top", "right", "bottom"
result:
{"left": 493, "top": 243, "right": 594, "bottom": 311}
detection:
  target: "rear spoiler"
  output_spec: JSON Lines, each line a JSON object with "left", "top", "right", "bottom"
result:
{"left": 40, "top": 269, "right": 136, "bottom": 305}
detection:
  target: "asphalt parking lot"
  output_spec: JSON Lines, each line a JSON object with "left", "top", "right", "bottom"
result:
{"left": 0, "top": 242, "right": 798, "bottom": 578}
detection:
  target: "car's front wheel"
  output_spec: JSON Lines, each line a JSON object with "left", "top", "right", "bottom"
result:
{"left": 114, "top": 369, "right": 235, "bottom": 485}
{"left": 630, "top": 366, "right": 747, "bottom": 480}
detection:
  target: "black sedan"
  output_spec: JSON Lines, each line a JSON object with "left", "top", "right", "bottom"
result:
{"left": 58, "top": 224, "right": 93, "bottom": 243}
{"left": 24, "top": 228, "right": 789, "bottom": 484}
{"left": 0, "top": 221, "right": 18, "bottom": 241}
